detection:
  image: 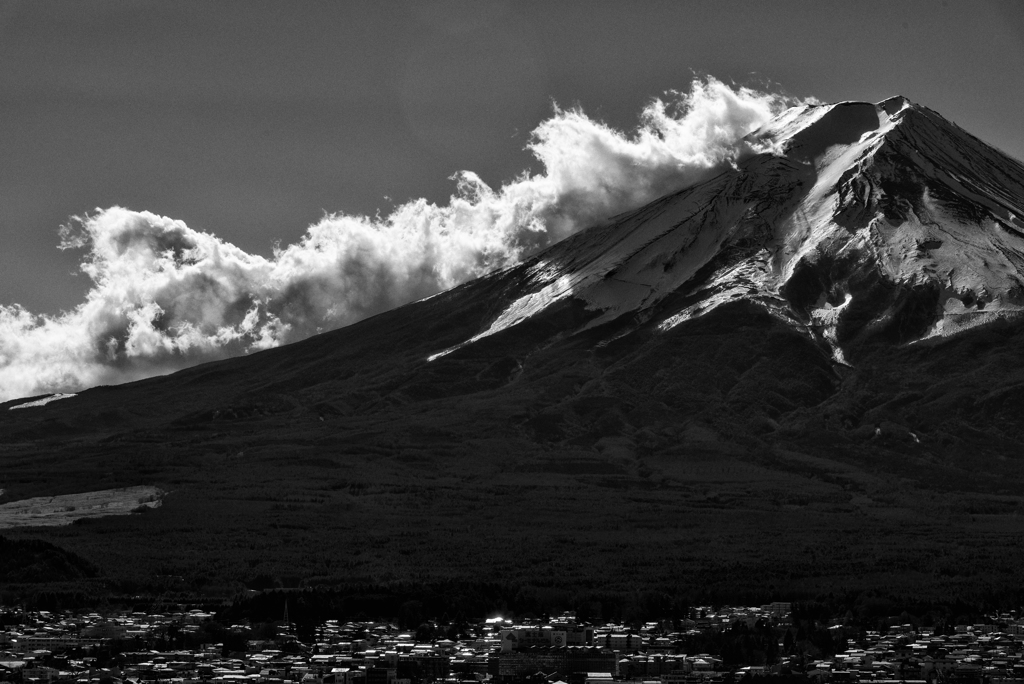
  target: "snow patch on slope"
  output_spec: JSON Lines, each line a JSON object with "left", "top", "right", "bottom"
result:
{"left": 8, "top": 393, "right": 77, "bottom": 410}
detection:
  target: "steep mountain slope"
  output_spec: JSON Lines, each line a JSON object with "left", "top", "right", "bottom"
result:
{"left": 3, "top": 97, "right": 1024, "bottom": 602}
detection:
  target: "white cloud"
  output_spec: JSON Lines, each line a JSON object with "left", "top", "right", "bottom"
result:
{"left": 0, "top": 77, "right": 807, "bottom": 401}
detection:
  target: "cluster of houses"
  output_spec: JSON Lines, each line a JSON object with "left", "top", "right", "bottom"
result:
{"left": 808, "top": 619, "right": 1024, "bottom": 684}
{"left": 2, "top": 603, "right": 1023, "bottom": 684}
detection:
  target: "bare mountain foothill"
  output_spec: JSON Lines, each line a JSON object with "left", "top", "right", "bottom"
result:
{"left": 3, "top": 97, "right": 1024, "bottom": 606}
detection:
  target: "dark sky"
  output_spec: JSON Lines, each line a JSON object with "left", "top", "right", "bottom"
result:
{"left": 2, "top": 0, "right": 1023, "bottom": 315}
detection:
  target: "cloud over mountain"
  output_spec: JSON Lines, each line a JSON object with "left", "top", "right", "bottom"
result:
{"left": 0, "top": 78, "right": 805, "bottom": 401}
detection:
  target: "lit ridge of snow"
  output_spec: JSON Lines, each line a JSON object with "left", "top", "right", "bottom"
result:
{"left": 431, "top": 96, "right": 1024, "bottom": 360}
{"left": 9, "top": 393, "right": 77, "bottom": 410}
{"left": 475, "top": 273, "right": 580, "bottom": 337}
{"left": 428, "top": 267, "right": 586, "bottom": 360}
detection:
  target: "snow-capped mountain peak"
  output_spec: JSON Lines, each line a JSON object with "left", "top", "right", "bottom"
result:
{"left": 432, "top": 97, "right": 1024, "bottom": 364}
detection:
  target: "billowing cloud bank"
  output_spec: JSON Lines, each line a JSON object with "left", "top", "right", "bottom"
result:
{"left": 0, "top": 78, "right": 807, "bottom": 401}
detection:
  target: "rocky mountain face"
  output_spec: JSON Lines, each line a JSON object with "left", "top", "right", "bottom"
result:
{"left": 3, "top": 98, "right": 1024, "bottom": 602}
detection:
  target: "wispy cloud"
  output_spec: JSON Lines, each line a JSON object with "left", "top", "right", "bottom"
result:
{"left": 0, "top": 77, "right": 806, "bottom": 401}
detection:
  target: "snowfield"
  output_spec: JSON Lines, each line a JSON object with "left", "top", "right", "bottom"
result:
{"left": 8, "top": 393, "right": 77, "bottom": 410}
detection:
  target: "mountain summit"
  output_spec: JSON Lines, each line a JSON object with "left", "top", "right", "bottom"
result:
{"left": 430, "top": 97, "right": 1024, "bottom": 366}
{"left": 3, "top": 98, "right": 1024, "bottom": 599}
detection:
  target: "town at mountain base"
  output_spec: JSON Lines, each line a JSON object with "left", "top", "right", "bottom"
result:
{"left": 2, "top": 97, "right": 1024, "bottom": 601}
{"left": 6, "top": 599, "right": 1024, "bottom": 684}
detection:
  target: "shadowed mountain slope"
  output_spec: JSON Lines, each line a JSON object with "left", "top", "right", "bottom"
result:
{"left": 3, "top": 97, "right": 1024, "bottom": 602}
